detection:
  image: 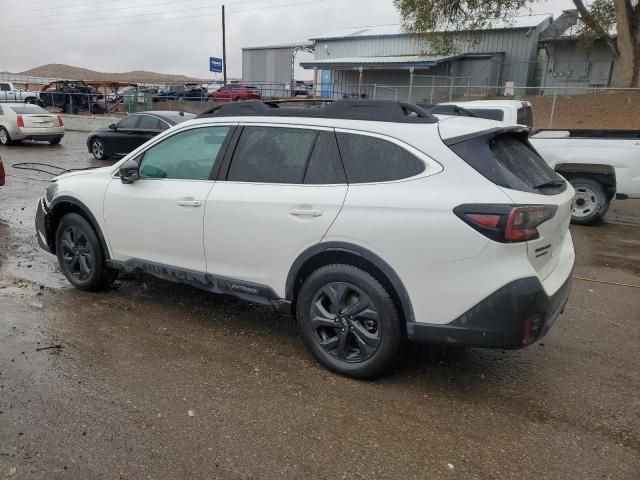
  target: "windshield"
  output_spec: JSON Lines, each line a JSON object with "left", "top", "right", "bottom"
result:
{"left": 10, "top": 105, "right": 50, "bottom": 114}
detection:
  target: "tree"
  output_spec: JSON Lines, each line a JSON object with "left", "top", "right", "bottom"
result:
{"left": 393, "top": 0, "right": 640, "bottom": 87}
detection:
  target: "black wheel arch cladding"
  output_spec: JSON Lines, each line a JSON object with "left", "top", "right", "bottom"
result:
{"left": 286, "top": 242, "right": 415, "bottom": 324}
{"left": 48, "top": 196, "right": 111, "bottom": 260}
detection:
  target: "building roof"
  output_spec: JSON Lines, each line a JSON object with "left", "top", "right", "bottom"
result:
{"left": 310, "top": 14, "right": 552, "bottom": 41}
{"left": 242, "top": 42, "right": 314, "bottom": 51}
{"left": 300, "top": 54, "right": 492, "bottom": 69}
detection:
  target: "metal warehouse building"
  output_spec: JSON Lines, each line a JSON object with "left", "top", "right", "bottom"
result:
{"left": 242, "top": 10, "right": 620, "bottom": 101}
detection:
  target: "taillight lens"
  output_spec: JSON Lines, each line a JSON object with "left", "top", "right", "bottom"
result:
{"left": 57, "top": 115, "right": 64, "bottom": 127}
{"left": 0, "top": 157, "right": 5, "bottom": 186}
{"left": 16, "top": 115, "right": 24, "bottom": 128}
{"left": 454, "top": 204, "right": 557, "bottom": 243}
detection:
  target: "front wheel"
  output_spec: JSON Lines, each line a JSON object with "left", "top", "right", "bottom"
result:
{"left": 55, "top": 213, "right": 116, "bottom": 291}
{"left": 90, "top": 138, "right": 108, "bottom": 160}
{"left": 296, "top": 264, "right": 404, "bottom": 379}
{"left": 570, "top": 178, "right": 610, "bottom": 225}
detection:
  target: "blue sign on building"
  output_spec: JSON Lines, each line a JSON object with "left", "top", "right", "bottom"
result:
{"left": 209, "top": 57, "right": 223, "bottom": 73}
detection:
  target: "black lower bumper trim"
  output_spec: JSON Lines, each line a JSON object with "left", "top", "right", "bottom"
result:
{"left": 407, "top": 274, "right": 573, "bottom": 349}
{"left": 35, "top": 199, "right": 53, "bottom": 253}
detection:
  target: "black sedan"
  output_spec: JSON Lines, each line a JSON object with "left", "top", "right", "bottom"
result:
{"left": 86, "top": 111, "right": 195, "bottom": 160}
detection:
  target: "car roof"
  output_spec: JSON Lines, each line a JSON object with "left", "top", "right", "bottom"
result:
{"left": 131, "top": 111, "right": 196, "bottom": 124}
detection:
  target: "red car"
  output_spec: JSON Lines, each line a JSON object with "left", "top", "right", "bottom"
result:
{"left": 210, "top": 84, "right": 261, "bottom": 102}
{"left": 0, "top": 156, "right": 5, "bottom": 186}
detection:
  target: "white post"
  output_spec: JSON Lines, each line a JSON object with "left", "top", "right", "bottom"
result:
{"left": 549, "top": 87, "right": 558, "bottom": 128}
{"left": 408, "top": 66, "right": 415, "bottom": 103}
{"left": 358, "top": 66, "right": 364, "bottom": 97}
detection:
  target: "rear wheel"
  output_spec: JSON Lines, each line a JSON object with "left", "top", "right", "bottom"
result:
{"left": 24, "top": 97, "right": 37, "bottom": 105}
{"left": 570, "top": 178, "right": 609, "bottom": 225}
{"left": 296, "top": 264, "right": 404, "bottom": 379}
{"left": 55, "top": 213, "right": 116, "bottom": 291}
{"left": 49, "top": 137, "right": 62, "bottom": 146}
{"left": 90, "top": 138, "right": 108, "bottom": 160}
{"left": 0, "top": 127, "right": 11, "bottom": 146}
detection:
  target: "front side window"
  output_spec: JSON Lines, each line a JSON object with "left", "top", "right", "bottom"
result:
{"left": 0, "top": 83, "right": 10, "bottom": 91}
{"left": 336, "top": 133, "right": 425, "bottom": 183}
{"left": 227, "top": 127, "right": 318, "bottom": 184}
{"left": 117, "top": 116, "right": 140, "bottom": 130}
{"left": 139, "top": 126, "right": 230, "bottom": 180}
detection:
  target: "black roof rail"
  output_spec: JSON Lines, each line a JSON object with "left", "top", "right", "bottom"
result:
{"left": 196, "top": 99, "right": 438, "bottom": 123}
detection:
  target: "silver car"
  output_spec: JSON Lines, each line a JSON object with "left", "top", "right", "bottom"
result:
{"left": 0, "top": 103, "right": 65, "bottom": 146}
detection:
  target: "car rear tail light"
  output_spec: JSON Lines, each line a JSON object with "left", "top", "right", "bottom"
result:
{"left": 0, "top": 157, "right": 5, "bottom": 186}
{"left": 454, "top": 204, "right": 557, "bottom": 243}
{"left": 16, "top": 115, "right": 24, "bottom": 128}
{"left": 57, "top": 115, "right": 64, "bottom": 127}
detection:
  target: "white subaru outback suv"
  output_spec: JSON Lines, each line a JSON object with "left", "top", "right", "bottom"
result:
{"left": 36, "top": 100, "right": 575, "bottom": 379}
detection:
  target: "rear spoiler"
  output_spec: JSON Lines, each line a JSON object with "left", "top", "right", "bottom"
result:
{"left": 443, "top": 126, "right": 530, "bottom": 146}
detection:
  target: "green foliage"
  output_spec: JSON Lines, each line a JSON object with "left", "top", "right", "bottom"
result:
{"left": 575, "top": 0, "right": 616, "bottom": 50}
{"left": 394, "top": 0, "right": 533, "bottom": 53}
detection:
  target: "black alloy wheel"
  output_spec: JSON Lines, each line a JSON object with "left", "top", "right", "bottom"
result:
{"left": 60, "top": 225, "right": 94, "bottom": 281}
{"left": 310, "top": 282, "right": 381, "bottom": 362}
{"left": 296, "top": 264, "right": 404, "bottom": 379}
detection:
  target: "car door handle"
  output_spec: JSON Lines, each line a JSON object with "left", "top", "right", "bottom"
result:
{"left": 289, "top": 208, "right": 323, "bottom": 217}
{"left": 176, "top": 199, "right": 202, "bottom": 207}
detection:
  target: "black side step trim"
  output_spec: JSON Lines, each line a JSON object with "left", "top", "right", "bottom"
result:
{"left": 106, "top": 259, "right": 292, "bottom": 313}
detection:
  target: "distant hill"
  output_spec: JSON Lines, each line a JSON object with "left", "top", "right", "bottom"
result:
{"left": 15, "top": 64, "right": 208, "bottom": 84}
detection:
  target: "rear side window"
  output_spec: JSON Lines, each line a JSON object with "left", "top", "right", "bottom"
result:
{"left": 448, "top": 133, "right": 566, "bottom": 195}
{"left": 467, "top": 109, "right": 505, "bottom": 122}
{"left": 304, "top": 132, "right": 342, "bottom": 184}
{"left": 228, "top": 127, "right": 317, "bottom": 184}
{"left": 517, "top": 106, "right": 534, "bottom": 128}
{"left": 117, "top": 116, "right": 140, "bottom": 129}
{"left": 336, "top": 133, "right": 425, "bottom": 183}
{"left": 138, "top": 115, "right": 164, "bottom": 131}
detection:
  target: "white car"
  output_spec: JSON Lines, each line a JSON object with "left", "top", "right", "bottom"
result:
{"left": 440, "top": 99, "right": 534, "bottom": 127}
{"left": 35, "top": 100, "right": 575, "bottom": 378}
{"left": 441, "top": 100, "right": 640, "bottom": 224}
{"left": 0, "top": 103, "right": 65, "bottom": 145}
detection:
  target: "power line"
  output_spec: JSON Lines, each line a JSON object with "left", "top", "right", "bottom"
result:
{"left": 1, "top": 0, "right": 259, "bottom": 19}
{"left": 3, "top": 0, "right": 273, "bottom": 28}
{"left": 0, "top": 0, "right": 333, "bottom": 32}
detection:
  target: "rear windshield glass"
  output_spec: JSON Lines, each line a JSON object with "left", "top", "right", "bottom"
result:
{"left": 517, "top": 106, "right": 534, "bottom": 128}
{"left": 9, "top": 105, "right": 50, "bottom": 114}
{"left": 449, "top": 132, "right": 566, "bottom": 195}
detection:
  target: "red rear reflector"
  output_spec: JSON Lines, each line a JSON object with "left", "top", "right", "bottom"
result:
{"left": 16, "top": 115, "right": 24, "bottom": 128}
{"left": 57, "top": 115, "right": 64, "bottom": 127}
{"left": 466, "top": 214, "right": 500, "bottom": 228}
{"left": 0, "top": 158, "right": 5, "bottom": 186}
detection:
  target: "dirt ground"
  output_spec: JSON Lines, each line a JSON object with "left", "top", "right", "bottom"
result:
{"left": 526, "top": 91, "right": 640, "bottom": 130}
{"left": 0, "top": 133, "right": 639, "bottom": 479}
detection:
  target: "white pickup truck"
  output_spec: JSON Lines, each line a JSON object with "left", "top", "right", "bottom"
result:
{"left": 442, "top": 100, "right": 640, "bottom": 225}
{"left": 0, "top": 82, "right": 40, "bottom": 105}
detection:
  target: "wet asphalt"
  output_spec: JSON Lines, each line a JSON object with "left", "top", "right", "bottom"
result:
{"left": 0, "top": 132, "right": 639, "bottom": 479}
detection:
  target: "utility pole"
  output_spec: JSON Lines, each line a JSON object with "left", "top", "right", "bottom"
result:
{"left": 222, "top": 4, "right": 227, "bottom": 86}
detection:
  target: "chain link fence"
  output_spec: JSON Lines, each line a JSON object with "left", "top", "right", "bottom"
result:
{"left": 3, "top": 74, "right": 640, "bottom": 130}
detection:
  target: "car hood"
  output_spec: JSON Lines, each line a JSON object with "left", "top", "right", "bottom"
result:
{"left": 53, "top": 166, "right": 110, "bottom": 182}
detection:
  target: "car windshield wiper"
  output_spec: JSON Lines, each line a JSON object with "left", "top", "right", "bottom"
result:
{"left": 533, "top": 179, "right": 565, "bottom": 189}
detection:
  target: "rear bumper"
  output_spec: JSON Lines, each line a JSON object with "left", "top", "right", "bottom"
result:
{"left": 407, "top": 273, "right": 573, "bottom": 349}
{"left": 35, "top": 199, "right": 54, "bottom": 253}
{"left": 12, "top": 127, "right": 65, "bottom": 141}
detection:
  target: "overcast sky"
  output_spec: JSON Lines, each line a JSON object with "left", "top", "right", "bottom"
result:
{"left": 0, "top": 0, "right": 576, "bottom": 80}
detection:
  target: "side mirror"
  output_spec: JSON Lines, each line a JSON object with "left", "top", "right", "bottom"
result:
{"left": 108, "top": 123, "right": 116, "bottom": 130}
{"left": 119, "top": 158, "right": 139, "bottom": 184}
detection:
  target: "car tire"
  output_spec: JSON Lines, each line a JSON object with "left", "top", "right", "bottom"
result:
{"left": 55, "top": 213, "right": 117, "bottom": 291}
{"left": 24, "top": 97, "right": 37, "bottom": 105}
{"left": 570, "top": 178, "right": 609, "bottom": 225}
{"left": 234, "top": 96, "right": 246, "bottom": 101}
{"left": 0, "top": 127, "right": 12, "bottom": 146}
{"left": 49, "top": 137, "right": 62, "bottom": 146}
{"left": 90, "top": 138, "right": 108, "bottom": 160}
{"left": 296, "top": 264, "right": 404, "bottom": 379}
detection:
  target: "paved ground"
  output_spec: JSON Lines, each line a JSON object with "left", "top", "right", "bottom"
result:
{"left": 0, "top": 133, "right": 639, "bottom": 479}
